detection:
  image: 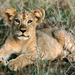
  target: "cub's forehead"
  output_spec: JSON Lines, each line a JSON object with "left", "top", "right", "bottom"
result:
{"left": 15, "top": 10, "right": 33, "bottom": 19}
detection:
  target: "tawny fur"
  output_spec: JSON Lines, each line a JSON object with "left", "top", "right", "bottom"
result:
{"left": 0, "top": 7, "right": 75, "bottom": 71}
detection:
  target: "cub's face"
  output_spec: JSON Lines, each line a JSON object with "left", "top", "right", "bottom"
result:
{"left": 11, "top": 11, "right": 38, "bottom": 40}
{"left": 3, "top": 7, "right": 45, "bottom": 40}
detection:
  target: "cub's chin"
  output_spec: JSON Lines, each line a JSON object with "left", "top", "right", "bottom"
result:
{"left": 17, "top": 34, "right": 30, "bottom": 40}
{"left": 17, "top": 36, "right": 29, "bottom": 40}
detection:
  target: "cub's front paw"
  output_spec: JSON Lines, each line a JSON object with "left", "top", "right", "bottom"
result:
{"left": 0, "top": 56, "right": 8, "bottom": 66}
{"left": 8, "top": 59, "right": 21, "bottom": 71}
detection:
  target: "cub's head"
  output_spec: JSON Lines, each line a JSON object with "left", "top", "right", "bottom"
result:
{"left": 3, "top": 7, "right": 45, "bottom": 40}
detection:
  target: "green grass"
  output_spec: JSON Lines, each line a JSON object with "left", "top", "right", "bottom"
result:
{"left": 0, "top": 0, "right": 75, "bottom": 75}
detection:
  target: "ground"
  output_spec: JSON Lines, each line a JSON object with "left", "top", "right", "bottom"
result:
{"left": 0, "top": 0, "right": 75, "bottom": 75}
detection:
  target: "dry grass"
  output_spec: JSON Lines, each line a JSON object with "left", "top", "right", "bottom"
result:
{"left": 0, "top": 0, "right": 75, "bottom": 75}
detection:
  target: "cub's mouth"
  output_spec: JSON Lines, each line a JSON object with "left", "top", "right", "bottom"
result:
{"left": 17, "top": 34, "right": 30, "bottom": 40}
{"left": 18, "top": 34, "right": 30, "bottom": 37}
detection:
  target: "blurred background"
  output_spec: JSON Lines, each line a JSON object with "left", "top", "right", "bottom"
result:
{"left": 0, "top": 0, "right": 75, "bottom": 75}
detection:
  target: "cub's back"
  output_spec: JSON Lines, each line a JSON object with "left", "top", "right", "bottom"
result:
{"left": 36, "top": 28, "right": 63, "bottom": 60}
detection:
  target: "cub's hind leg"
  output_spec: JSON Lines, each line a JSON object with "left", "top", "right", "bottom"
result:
{"left": 52, "top": 29, "right": 75, "bottom": 52}
{"left": 52, "top": 29, "right": 75, "bottom": 61}
{"left": 52, "top": 29, "right": 65, "bottom": 46}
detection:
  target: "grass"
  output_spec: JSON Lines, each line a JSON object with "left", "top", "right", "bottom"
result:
{"left": 0, "top": 0, "right": 75, "bottom": 75}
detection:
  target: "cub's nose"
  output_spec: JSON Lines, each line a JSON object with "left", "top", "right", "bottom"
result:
{"left": 20, "top": 25, "right": 27, "bottom": 33}
{"left": 20, "top": 30, "right": 26, "bottom": 33}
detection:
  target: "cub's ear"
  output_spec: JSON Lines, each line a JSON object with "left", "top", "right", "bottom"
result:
{"left": 32, "top": 9, "right": 45, "bottom": 24}
{"left": 3, "top": 7, "right": 17, "bottom": 24}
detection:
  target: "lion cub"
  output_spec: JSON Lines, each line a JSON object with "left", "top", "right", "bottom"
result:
{"left": 0, "top": 7, "right": 75, "bottom": 71}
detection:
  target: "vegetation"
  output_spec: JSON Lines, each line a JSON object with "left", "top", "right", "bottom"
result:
{"left": 0, "top": 0, "right": 75, "bottom": 75}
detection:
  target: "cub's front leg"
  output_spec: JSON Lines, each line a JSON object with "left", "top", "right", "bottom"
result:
{"left": 0, "top": 46, "right": 12, "bottom": 65}
{"left": 8, "top": 50, "right": 38, "bottom": 71}
{"left": 0, "top": 37, "right": 21, "bottom": 65}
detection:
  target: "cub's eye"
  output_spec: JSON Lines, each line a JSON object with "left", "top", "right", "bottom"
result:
{"left": 15, "top": 19, "right": 20, "bottom": 24}
{"left": 28, "top": 20, "right": 32, "bottom": 23}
